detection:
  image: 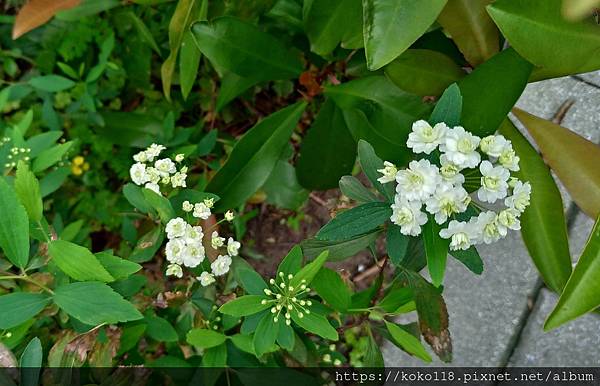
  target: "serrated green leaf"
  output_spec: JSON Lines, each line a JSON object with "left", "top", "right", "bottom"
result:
{"left": 0, "top": 177, "right": 30, "bottom": 268}
{"left": 302, "top": 230, "right": 381, "bottom": 262}
{"left": 96, "top": 251, "right": 142, "bottom": 281}
{"left": 0, "top": 293, "right": 51, "bottom": 329}
{"left": 48, "top": 240, "right": 114, "bottom": 282}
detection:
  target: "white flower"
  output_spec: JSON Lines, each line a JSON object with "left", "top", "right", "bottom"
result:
{"left": 498, "top": 146, "right": 520, "bottom": 171}
{"left": 406, "top": 120, "right": 448, "bottom": 154}
{"left": 182, "top": 200, "right": 194, "bottom": 212}
{"left": 175, "top": 153, "right": 185, "bottom": 162}
{"left": 425, "top": 183, "right": 470, "bottom": 224}
{"left": 161, "top": 175, "right": 171, "bottom": 185}
{"left": 211, "top": 255, "right": 232, "bottom": 276}
{"left": 477, "top": 160, "right": 510, "bottom": 203}
{"left": 505, "top": 181, "right": 531, "bottom": 213}
{"left": 182, "top": 242, "right": 205, "bottom": 268}
{"left": 165, "top": 238, "right": 186, "bottom": 264}
{"left": 133, "top": 150, "right": 149, "bottom": 163}
{"left": 439, "top": 220, "right": 476, "bottom": 251}
{"left": 473, "top": 211, "right": 506, "bottom": 244}
{"left": 184, "top": 224, "right": 204, "bottom": 244}
{"left": 146, "top": 143, "right": 165, "bottom": 162}
{"left": 225, "top": 210, "right": 235, "bottom": 222}
{"left": 227, "top": 237, "right": 241, "bottom": 256}
{"left": 130, "top": 162, "right": 149, "bottom": 185}
{"left": 144, "top": 182, "right": 161, "bottom": 195}
{"left": 146, "top": 167, "right": 161, "bottom": 183}
{"left": 377, "top": 161, "right": 398, "bottom": 184}
{"left": 395, "top": 159, "right": 441, "bottom": 201}
{"left": 440, "top": 126, "right": 481, "bottom": 169}
{"left": 498, "top": 208, "right": 521, "bottom": 230}
{"left": 193, "top": 202, "right": 211, "bottom": 219}
{"left": 390, "top": 197, "right": 428, "bottom": 236}
{"left": 166, "top": 263, "right": 183, "bottom": 278}
{"left": 203, "top": 198, "right": 215, "bottom": 209}
{"left": 479, "top": 135, "right": 509, "bottom": 158}
{"left": 155, "top": 158, "right": 176, "bottom": 176}
{"left": 439, "top": 154, "right": 465, "bottom": 186}
{"left": 170, "top": 171, "right": 187, "bottom": 188}
{"left": 165, "top": 217, "right": 187, "bottom": 239}
{"left": 197, "top": 271, "right": 216, "bottom": 286}
{"left": 211, "top": 231, "right": 225, "bottom": 249}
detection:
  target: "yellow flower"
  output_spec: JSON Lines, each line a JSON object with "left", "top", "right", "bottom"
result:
{"left": 72, "top": 156, "right": 85, "bottom": 166}
{"left": 71, "top": 165, "right": 83, "bottom": 176}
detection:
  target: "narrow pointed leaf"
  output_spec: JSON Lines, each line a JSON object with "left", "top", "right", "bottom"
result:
{"left": 513, "top": 108, "right": 600, "bottom": 220}
{"left": 422, "top": 217, "right": 450, "bottom": 287}
{"left": 316, "top": 202, "right": 391, "bottom": 241}
{"left": 0, "top": 177, "right": 30, "bottom": 268}
{"left": 499, "top": 118, "right": 572, "bottom": 293}
{"left": 545, "top": 216, "right": 600, "bottom": 330}
{"left": 218, "top": 295, "right": 271, "bottom": 317}
{"left": 437, "top": 0, "right": 499, "bottom": 66}
{"left": 385, "top": 321, "right": 432, "bottom": 362}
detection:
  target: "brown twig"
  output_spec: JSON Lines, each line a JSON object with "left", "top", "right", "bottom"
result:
{"left": 353, "top": 257, "right": 387, "bottom": 283}
{"left": 309, "top": 192, "right": 328, "bottom": 207}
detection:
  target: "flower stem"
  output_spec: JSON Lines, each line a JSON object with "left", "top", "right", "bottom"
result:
{"left": 0, "top": 274, "right": 54, "bottom": 295}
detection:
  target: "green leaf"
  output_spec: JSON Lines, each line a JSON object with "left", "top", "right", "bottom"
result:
{"left": 386, "top": 224, "right": 409, "bottom": 266}
{"left": 363, "top": 328, "right": 384, "bottom": 366}
{"left": 215, "top": 72, "right": 260, "bottom": 112}
{"left": 53, "top": 281, "right": 143, "bottom": 325}
{"left": 20, "top": 338, "right": 42, "bottom": 386}
{"left": 399, "top": 269, "right": 452, "bottom": 362}
{"left": 377, "top": 285, "right": 413, "bottom": 313}
{"left": 129, "top": 227, "right": 164, "bottom": 263}
{"left": 422, "top": 218, "right": 450, "bottom": 287}
{"left": 192, "top": 16, "right": 303, "bottom": 81}
{"left": 385, "top": 321, "right": 432, "bottom": 362}
{"left": 96, "top": 251, "right": 142, "bottom": 280}
{"left": 202, "top": 343, "right": 227, "bottom": 367}
{"left": 32, "top": 141, "right": 73, "bottom": 173}
{"left": 180, "top": 0, "right": 208, "bottom": 99}
{"left": 48, "top": 240, "right": 114, "bottom": 282}
{"left": 142, "top": 188, "right": 175, "bottom": 223}
{"left": 316, "top": 202, "right": 391, "bottom": 241}
{"left": 290, "top": 250, "right": 329, "bottom": 288}
{"left": 253, "top": 313, "right": 279, "bottom": 356}
{"left": 14, "top": 162, "right": 43, "bottom": 223}
{"left": 326, "top": 77, "right": 432, "bottom": 164}
{"left": 128, "top": 11, "right": 161, "bottom": 55}
{"left": 28, "top": 75, "right": 75, "bottom": 92}
{"left": 296, "top": 100, "right": 356, "bottom": 190}
{"left": 26, "top": 131, "right": 63, "bottom": 158}
{"left": 339, "top": 176, "right": 379, "bottom": 203}
{"left": 488, "top": 0, "right": 600, "bottom": 79}
{"left": 98, "top": 112, "right": 162, "bottom": 148}
{"left": 458, "top": 47, "right": 532, "bottom": 137}
{"left": 145, "top": 315, "right": 179, "bottom": 342}
{"left": 277, "top": 245, "right": 303, "bottom": 276}
{"left": 40, "top": 167, "right": 70, "bottom": 197}
{"left": 449, "top": 246, "right": 483, "bottom": 275}
{"left": 123, "top": 183, "right": 153, "bottom": 214}
{"left": 161, "top": 0, "right": 202, "bottom": 100}
{"left": 499, "top": 118, "right": 572, "bottom": 293}
{"left": 545, "top": 215, "right": 600, "bottom": 330}
{"left": 218, "top": 295, "right": 270, "bottom": 317}
{"left": 0, "top": 177, "right": 30, "bottom": 268}
{"left": 187, "top": 328, "right": 227, "bottom": 348}
{"left": 437, "top": 0, "right": 499, "bottom": 66}
{"left": 303, "top": 0, "right": 363, "bottom": 56}
{"left": 206, "top": 102, "right": 306, "bottom": 211}
{"left": 512, "top": 108, "right": 600, "bottom": 220}
{"left": 262, "top": 160, "right": 309, "bottom": 210}
{"left": 291, "top": 311, "right": 338, "bottom": 340}
{"left": 357, "top": 139, "right": 395, "bottom": 201}
{"left": 302, "top": 230, "right": 381, "bottom": 262}
{"left": 236, "top": 267, "right": 268, "bottom": 296}
{"left": 429, "top": 83, "right": 462, "bottom": 127}
{"left": 276, "top": 322, "right": 295, "bottom": 351}
{"left": 363, "top": 0, "right": 448, "bottom": 70}
{"left": 312, "top": 268, "right": 351, "bottom": 312}
{"left": 384, "top": 49, "right": 465, "bottom": 96}
{"left": 0, "top": 293, "right": 50, "bottom": 329}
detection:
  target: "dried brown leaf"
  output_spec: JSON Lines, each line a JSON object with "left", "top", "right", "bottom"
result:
{"left": 12, "top": 0, "right": 81, "bottom": 40}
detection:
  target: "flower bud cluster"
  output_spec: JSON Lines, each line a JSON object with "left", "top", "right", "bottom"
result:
{"left": 4, "top": 146, "right": 31, "bottom": 168}
{"left": 261, "top": 272, "right": 313, "bottom": 325}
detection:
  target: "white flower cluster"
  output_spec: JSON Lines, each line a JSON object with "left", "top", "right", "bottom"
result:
{"left": 378, "top": 120, "right": 532, "bottom": 251}
{"left": 129, "top": 143, "right": 188, "bottom": 195}
{"left": 164, "top": 198, "right": 239, "bottom": 287}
